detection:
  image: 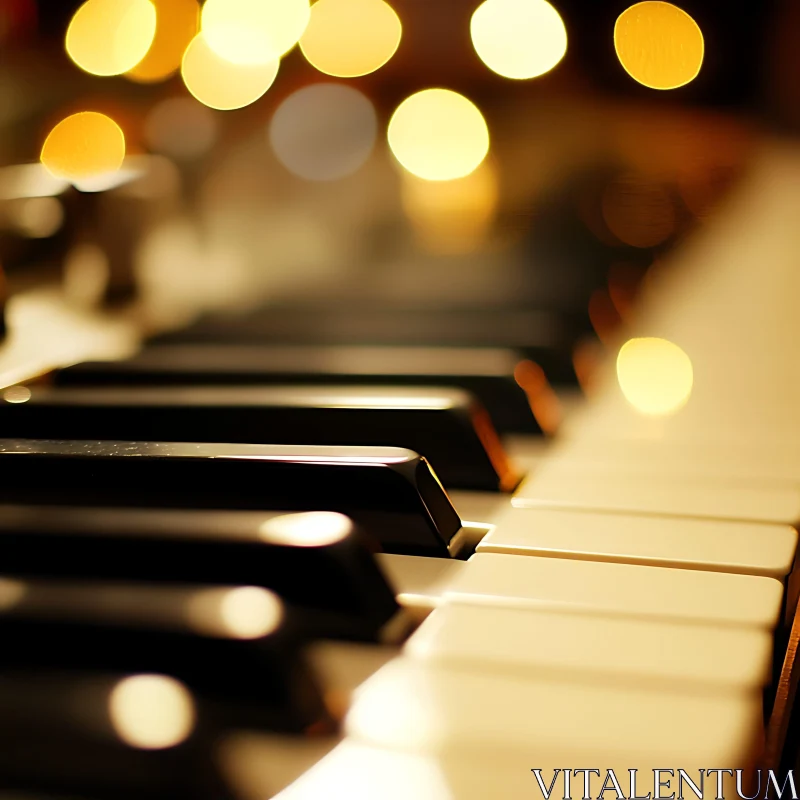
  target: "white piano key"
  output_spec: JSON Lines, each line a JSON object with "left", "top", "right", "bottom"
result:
{"left": 376, "top": 553, "right": 469, "bottom": 611}
{"left": 345, "top": 658, "right": 763, "bottom": 768}
{"left": 444, "top": 553, "right": 784, "bottom": 628}
{"left": 405, "top": 602, "right": 773, "bottom": 690}
{"left": 478, "top": 507, "right": 797, "bottom": 578}
{"left": 512, "top": 466, "right": 800, "bottom": 525}
{"left": 271, "top": 739, "right": 550, "bottom": 800}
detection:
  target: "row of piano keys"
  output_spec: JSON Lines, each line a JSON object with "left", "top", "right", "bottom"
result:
{"left": 1, "top": 141, "right": 800, "bottom": 797}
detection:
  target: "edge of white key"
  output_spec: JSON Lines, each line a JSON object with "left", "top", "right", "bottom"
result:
{"left": 478, "top": 507, "right": 798, "bottom": 578}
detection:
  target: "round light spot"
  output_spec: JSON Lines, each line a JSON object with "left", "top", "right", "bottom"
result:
{"left": 259, "top": 511, "right": 353, "bottom": 547}
{"left": 388, "top": 89, "right": 489, "bottom": 181}
{"left": 109, "top": 675, "right": 195, "bottom": 750}
{"left": 0, "top": 578, "right": 27, "bottom": 610}
{"left": 601, "top": 174, "right": 676, "bottom": 248}
{"left": 10, "top": 197, "right": 65, "bottom": 238}
{"left": 184, "top": 586, "right": 283, "bottom": 639}
{"left": 201, "top": 0, "right": 310, "bottom": 65}
{"left": 300, "top": 0, "right": 401, "bottom": 78}
{"left": 126, "top": 0, "right": 199, "bottom": 83}
{"left": 66, "top": 0, "right": 157, "bottom": 76}
{"left": 145, "top": 97, "right": 219, "bottom": 161}
{"left": 269, "top": 84, "right": 377, "bottom": 181}
{"left": 181, "top": 32, "right": 279, "bottom": 111}
{"left": 470, "top": 0, "right": 567, "bottom": 80}
{"left": 614, "top": 2, "right": 704, "bottom": 90}
{"left": 3, "top": 386, "right": 32, "bottom": 404}
{"left": 41, "top": 112, "right": 126, "bottom": 182}
{"left": 616, "top": 337, "right": 693, "bottom": 417}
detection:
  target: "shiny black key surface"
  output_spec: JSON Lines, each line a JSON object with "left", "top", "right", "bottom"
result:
{"left": 0, "top": 440, "right": 462, "bottom": 556}
{"left": 0, "top": 506, "right": 399, "bottom": 639}
{"left": 0, "top": 384, "right": 519, "bottom": 492}
{"left": 57, "top": 344, "right": 541, "bottom": 435}
{"left": 0, "top": 578, "right": 329, "bottom": 732}
{"left": 0, "top": 672, "right": 236, "bottom": 800}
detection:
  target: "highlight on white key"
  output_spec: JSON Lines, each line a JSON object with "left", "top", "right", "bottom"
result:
{"left": 616, "top": 336, "right": 693, "bottom": 417}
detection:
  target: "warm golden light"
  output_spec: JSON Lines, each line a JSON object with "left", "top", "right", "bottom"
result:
{"left": 614, "top": 1, "right": 704, "bottom": 90}
{"left": 201, "top": 0, "right": 310, "bottom": 65}
{"left": 126, "top": 0, "right": 199, "bottom": 82}
{"left": 0, "top": 578, "right": 26, "bottom": 610}
{"left": 388, "top": 89, "right": 490, "bottom": 181}
{"left": 2, "top": 386, "right": 32, "bottom": 403}
{"left": 109, "top": 675, "right": 195, "bottom": 749}
{"left": 400, "top": 160, "right": 499, "bottom": 254}
{"left": 41, "top": 112, "right": 126, "bottom": 182}
{"left": 185, "top": 586, "right": 283, "bottom": 639}
{"left": 269, "top": 84, "right": 377, "bottom": 181}
{"left": 470, "top": 0, "right": 566, "bottom": 80}
{"left": 181, "top": 33, "right": 279, "bottom": 111}
{"left": 616, "top": 337, "right": 693, "bottom": 417}
{"left": 259, "top": 511, "right": 353, "bottom": 547}
{"left": 299, "top": 0, "right": 401, "bottom": 78}
{"left": 66, "top": 0, "right": 157, "bottom": 76}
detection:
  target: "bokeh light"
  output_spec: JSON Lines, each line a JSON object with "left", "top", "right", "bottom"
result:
{"left": 41, "top": 112, "right": 126, "bottom": 182}
{"left": 66, "top": 0, "right": 157, "bottom": 76}
{"left": 259, "top": 511, "right": 353, "bottom": 547}
{"left": 109, "top": 674, "right": 195, "bottom": 750}
{"left": 388, "top": 89, "right": 490, "bottom": 181}
{"left": 126, "top": 0, "right": 199, "bottom": 83}
{"left": 601, "top": 174, "right": 676, "bottom": 248}
{"left": 614, "top": 2, "right": 704, "bottom": 90}
{"left": 201, "top": 0, "right": 310, "bottom": 65}
{"left": 470, "top": 0, "right": 567, "bottom": 80}
{"left": 300, "top": 0, "right": 401, "bottom": 78}
{"left": 616, "top": 336, "right": 693, "bottom": 416}
{"left": 269, "top": 84, "right": 377, "bottom": 181}
{"left": 181, "top": 33, "right": 279, "bottom": 111}
{"left": 145, "top": 97, "right": 219, "bottom": 161}
{"left": 401, "top": 160, "right": 499, "bottom": 254}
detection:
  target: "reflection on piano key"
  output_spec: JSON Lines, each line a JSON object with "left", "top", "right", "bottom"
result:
{"left": 0, "top": 384, "right": 520, "bottom": 492}
{"left": 445, "top": 553, "right": 783, "bottom": 627}
{"left": 56, "top": 343, "right": 542, "bottom": 434}
{"left": 0, "top": 671, "right": 236, "bottom": 799}
{"left": 0, "top": 440, "right": 463, "bottom": 556}
{"left": 0, "top": 506, "right": 400, "bottom": 640}
{"left": 0, "top": 578, "right": 330, "bottom": 732}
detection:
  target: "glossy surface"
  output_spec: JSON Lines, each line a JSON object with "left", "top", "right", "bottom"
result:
{"left": 0, "top": 384, "right": 519, "bottom": 492}
{"left": 0, "top": 441, "right": 462, "bottom": 556}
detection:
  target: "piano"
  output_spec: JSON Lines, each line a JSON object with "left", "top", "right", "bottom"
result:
{"left": 1, "top": 0, "right": 799, "bottom": 797}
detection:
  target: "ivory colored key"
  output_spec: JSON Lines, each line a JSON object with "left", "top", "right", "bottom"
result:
{"left": 478, "top": 507, "right": 798, "bottom": 578}
{"left": 268, "top": 739, "right": 540, "bottom": 800}
{"left": 405, "top": 602, "right": 773, "bottom": 690}
{"left": 444, "top": 553, "right": 784, "bottom": 628}
{"left": 345, "top": 658, "right": 763, "bottom": 768}
{"left": 512, "top": 466, "right": 800, "bottom": 525}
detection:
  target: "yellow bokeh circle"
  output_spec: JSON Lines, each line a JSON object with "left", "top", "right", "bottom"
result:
{"left": 616, "top": 337, "right": 693, "bottom": 417}
{"left": 614, "top": 1, "right": 704, "bottom": 90}
{"left": 470, "top": 0, "right": 567, "bottom": 80}
{"left": 66, "top": 0, "right": 157, "bottom": 76}
{"left": 41, "top": 112, "right": 126, "bottom": 182}
{"left": 300, "top": 0, "right": 401, "bottom": 78}
{"left": 387, "top": 89, "right": 490, "bottom": 182}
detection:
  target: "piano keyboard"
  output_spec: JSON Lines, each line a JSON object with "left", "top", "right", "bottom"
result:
{"left": 1, "top": 140, "right": 800, "bottom": 798}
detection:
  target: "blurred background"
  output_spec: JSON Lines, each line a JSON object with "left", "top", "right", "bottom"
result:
{"left": 0, "top": 0, "right": 793, "bottom": 393}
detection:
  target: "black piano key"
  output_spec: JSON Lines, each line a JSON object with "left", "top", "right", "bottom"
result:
{"left": 146, "top": 305, "right": 583, "bottom": 384}
{"left": 0, "top": 671, "right": 236, "bottom": 800}
{"left": 0, "top": 578, "right": 330, "bottom": 733}
{"left": 0, "top": 384, "right": 519, "bottom": 493}
{"left": 0, "top": 440, "right": 462, "bottom": 556}
{"left": 56, "top": 344, "right": 540, "bottom": 435}
{"left": 0, "top": 506, "right": 399, "bottom": 640}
